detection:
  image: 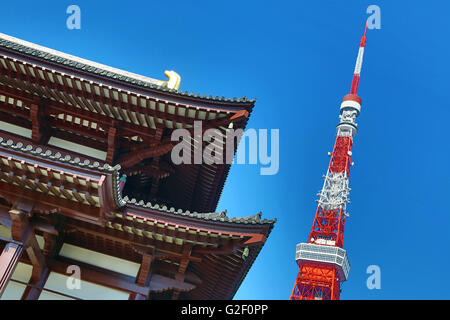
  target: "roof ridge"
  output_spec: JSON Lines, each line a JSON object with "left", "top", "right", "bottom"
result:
{"left": 0, "top": 33, "right": 163, "bottom": 86}
{"left": 120, "top": 195, "right": 275, "bottom": 225}
{"left": 0, "top": 136, "right": 119, "bottom": 172}
{"left": 0, "top": 33, "right": 256, "bottom": 104}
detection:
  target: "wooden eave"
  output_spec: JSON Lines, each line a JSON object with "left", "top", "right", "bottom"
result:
{"left": 124, "top": 206, "right": 274, "bottom": 242}
{"left": 0, "top": 34, "right": 256, "bottom": 105}
{"left": 0, "top": 53, "right": 253, "bottom": 131}
{"left": 0, "top": 163, "right": 275, "bottom": 300}
{"left": 0, "top": 34, "right": 275, "bottom": 300}
{"left": 0, "top": 130, "right": 104, "bottom": 166}
{"left": 0, "top": 142, "right": 119, "bottom": 224}
{"left": 27, "top": 206, "right": 274, "bottom": 299}
{"left": 0, "top": 50, "right": 253, "bottom": 212}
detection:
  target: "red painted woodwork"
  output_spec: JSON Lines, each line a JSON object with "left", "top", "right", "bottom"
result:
{"left": 0, "top": 35, "right": 274, "bottom": 299}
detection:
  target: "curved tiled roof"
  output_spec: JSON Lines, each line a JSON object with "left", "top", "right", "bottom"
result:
{"left": 0, "top": 136, "right": 275, "bottom": 226}
{"left": 0, "top": 136, "right": 118, "bottom": 172}
{"left": 0, "top": 33, "right": 256, "bottom": 104}
{"left": 121, "top": 195, "right": 276, "bottom": 226}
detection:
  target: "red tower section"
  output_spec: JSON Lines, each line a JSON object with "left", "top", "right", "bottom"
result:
{"left": 290, "top": 22, "right": 368, "bottom": 300}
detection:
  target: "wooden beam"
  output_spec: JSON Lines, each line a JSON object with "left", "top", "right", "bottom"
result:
{"left": 48, "top": 258, "right": 149, "bottom": 296}
{"left": 47, "top": 118, "right": 107, "bottom": 144}
{"left": 243, "top": 234, "right": 267, "bottom": 246}
{"left": 192, "top": 242, "right": 239, "bottom": 255}
{"left": 118, "top": 143, "right": 174, "bottom": 168}
{"left": 0, "top": 100, "right": 29, "bottom": 119}
{"left": 0, "top": 182, "right": 101, "bottom": 224}
{"left": 47, "top": 256, "right": 194, "bottom": 297}
{"left": 172, "top": 245, "right": 192, "bottom": 300}
{"left": 149, "top": 274, "right": 195, "bottom": 294}
{"left": 152, "top": 260, "right": 202, "bottom": 285}
{"left": 0, "top": 81, "right": 160, "bottom": 141}
{"left": 123, "top": 166, "right": 170, "bottom": 180}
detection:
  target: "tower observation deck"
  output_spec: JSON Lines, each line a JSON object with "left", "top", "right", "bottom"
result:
{"left": 290, "top": 21, "right": 369, "bottom": 300}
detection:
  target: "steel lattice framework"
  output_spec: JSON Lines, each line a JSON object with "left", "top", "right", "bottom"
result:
{"left": 290, "top": 21, "right": 369, "bottom": 300}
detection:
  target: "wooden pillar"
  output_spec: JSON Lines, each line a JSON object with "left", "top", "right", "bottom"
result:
{"left": 0, "top": 242, "right": 23, "bottom": 298}
{"left": 130, "top": 253, "right": 152, "bottom": 300}
{"left": 21, "top": 267, "right": 49, "bottom": 300}
{"left": 10, "top": 208, "right": 46, "bottom": 281}
{"left": 172, "top": 246, "right": 192, "bottom": 300}
{"left": 129, "top": 246, "right": 197, "bottom": 299}
{"left": 30, "top": 104, "right": 41, "bottom": 144}
{"left": 30, "top": 102, "right": 50, "bottom": 145}
{"left": 149, "top": 126, "right": 164, "bottom": 200}
{"left": 106, "top": 126, "right": 117, "bottom": 164}
{"left": 136, "top": 254, "right": 152, "bottom": 286}
{"left": 9, "top": 207, "right": 47, "bottom": 299}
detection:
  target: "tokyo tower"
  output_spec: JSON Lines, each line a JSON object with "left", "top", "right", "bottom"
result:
{"left": 290, "top": 21, "right": 369, "bottom": 300}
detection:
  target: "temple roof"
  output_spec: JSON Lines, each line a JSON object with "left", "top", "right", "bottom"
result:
{"left": 0, "top": 136, "right": 275, "bottom": 299}
{"left": 0, "top": 33, "right": 255, "bottom": 103}
{"left": 0, "top": 135, "right": 117, "bottom": 173}
{"left": 123, "top": 197, "right": 276, "bottom": 225}
{"left": 0, "top": 135, "right": 276, "bottom": 227}
{"left": 0, "top": 33, "right": 275, "bottom": 299}
{"left": 0, "top": 32, "right": 256, "bottom": 213}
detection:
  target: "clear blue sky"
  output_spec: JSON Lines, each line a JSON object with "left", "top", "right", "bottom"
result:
{"left": 1, "top": 0, "right": 449, "bottom": 299}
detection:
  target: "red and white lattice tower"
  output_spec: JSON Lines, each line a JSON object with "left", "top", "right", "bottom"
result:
{"left": 290, "top": 21, "right": 369, "bottom": 300}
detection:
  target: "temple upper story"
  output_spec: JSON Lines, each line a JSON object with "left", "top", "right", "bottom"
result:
{"left": 0, "top": 32, "right": 275, "bottom": 300}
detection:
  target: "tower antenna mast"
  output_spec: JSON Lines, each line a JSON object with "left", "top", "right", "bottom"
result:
{"left": 350, "top": 20, "right": 368, "bottom": 95}
{"left": 290, "top": 20, "right": 369, "bottom": 300}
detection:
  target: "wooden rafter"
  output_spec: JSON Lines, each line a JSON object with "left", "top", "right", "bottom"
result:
{"left": 0, "top": 47, "right": 272, "bottom": 300}
{"left": 0, "top": 181, "right": 101, "bottom": 223}
{"left": 118, "top": 143, "right": 174, "bottom": 168}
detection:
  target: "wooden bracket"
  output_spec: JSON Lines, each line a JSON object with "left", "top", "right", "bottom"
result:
{"left": 9, "top": 207, "right": 46, "bottom": 282}
{"left": 106, "top": 126, "right": 117, "bottom": 164}
{"left": 119, "top": 143, "right": 174, "bottom": 168}
{"left": 30, "top": 102, "right": 50, "bottom": 145}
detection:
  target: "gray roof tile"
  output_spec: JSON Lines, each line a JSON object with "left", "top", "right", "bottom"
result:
{"left": 0, "top": 135, "right": 276, "bottom": 226}
{"left": 0, "top": 33, "right": 256, "bottom": 104}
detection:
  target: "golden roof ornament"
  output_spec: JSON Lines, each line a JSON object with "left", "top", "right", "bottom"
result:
{"left": 157, "top": 70, "right": 181, "bottom": 90}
